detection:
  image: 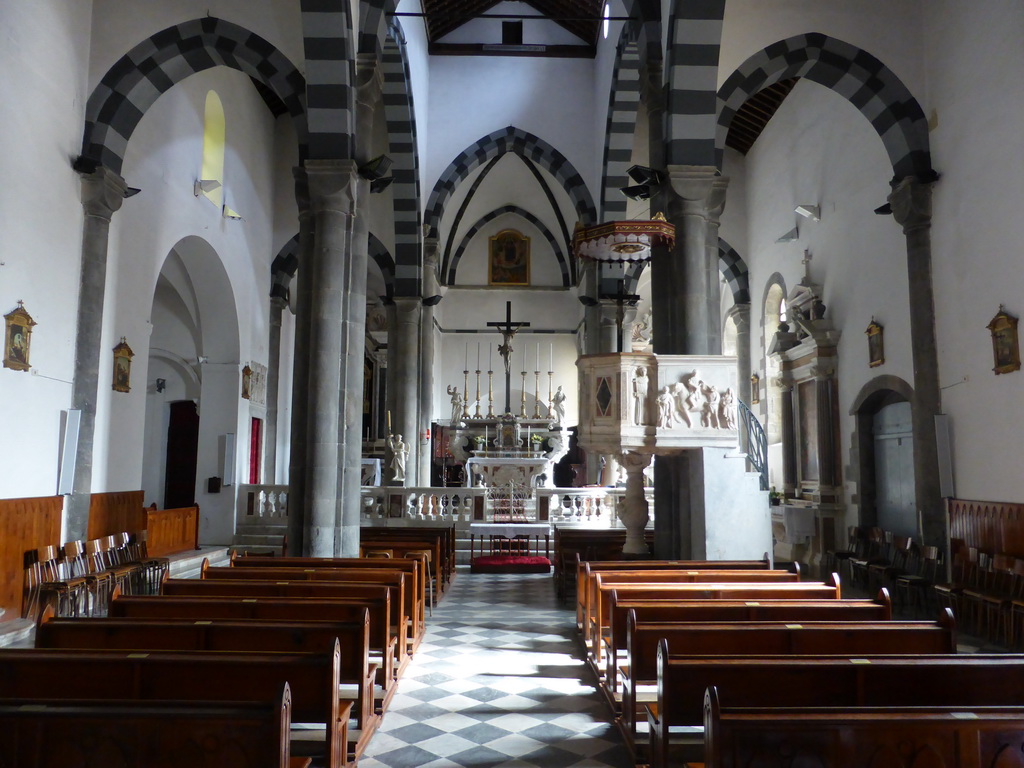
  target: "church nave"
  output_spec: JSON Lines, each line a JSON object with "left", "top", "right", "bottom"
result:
{"left": 360, "top": 572, "right": 632, "bottom": 768}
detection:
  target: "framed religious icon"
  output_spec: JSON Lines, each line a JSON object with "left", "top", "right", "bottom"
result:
{"left": 3, "top": 301, "right": 35, "bottom": 372}
{"left": 112, "top": 337, "right": 134, "bottom": 392}
{"left": 750, "top": 373, "right": 760, "bottom": 404}
{"left": 488, "top": 229, "right": 530, "bottom": 286}
{"left": 865, "top": 318, "right": 885, "bottom": 368}
{"left": 987, "top": 305, "right": 1020, "bottom": 375}
{"left": 241, "top": 364, "right": 253, "bottom": 399}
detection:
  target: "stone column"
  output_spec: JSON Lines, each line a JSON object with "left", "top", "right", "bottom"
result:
{"left": 780, "top": 378, "right": 797, "bottom": 497}
{"left": 728, "top": 303, "right": 752, "bottom": 457}
{"left": 386, "top": 297, "right": 422, "bottom": 485}
{"left": 304, "top": 159, "right": 360, "bottom": 556}
{"left": 263, "top": 296, "right": 287, "bottom": 483}
{"left": 419, "top": 240, "right": 442, "bottom": 484}
{"left": 888, "top": 177, "right": 943, "bottom": 548}
{"left": 704, "top": 184, "right": 728, "bottom": 355}
{"left": 286, "top": 169, "right": 313, "bottom": 555}
{"left": 619, "top": 452, "right": 653, "bottom": 555}
{"left": 67, "top": 167, "right": 127, "bottom": 541}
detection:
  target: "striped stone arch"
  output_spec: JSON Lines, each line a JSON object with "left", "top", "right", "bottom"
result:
{"left": 300, "top": 0, "right": 355, "bottom": 159}
{"left": 623, "top": 0, "right": 662, "bottom": 65}
{"left": 664, "top": 0, "right": 726, "bottom": 166}
{"left": 382, "top": 23, "right": 422, "bottom": 298}
{"left": 446, "top": 206, "right": 571, "bottom": 288}
{"left": 270, "top": 235, "right": 300, "bottom": 300}
{"left": 81, "top": 17, "right": 307, "bottom": 174}
{"left": 358, "top": 0, "right": 395, "bottom": 57}
{"left": 424, "top": 127, "right": 598, "bottom": 239}
{"left": 368, "top": 233, "right": 396, "bottom": 298}
{"left": 601, "top": 32, "right": 641, "bottom": 221}
{"left": 718, "top": 238, "right": 750, "bottom": 305}
{"left": 716, "top": 33, "right": 932, "bottom": 179}
{"left": 619, "top": 238, "right": 748, "bottom": 303}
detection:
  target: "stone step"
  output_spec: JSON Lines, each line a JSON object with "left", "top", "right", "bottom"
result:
{"left": 234, "top": 524, "right": 287, "bottom": 536}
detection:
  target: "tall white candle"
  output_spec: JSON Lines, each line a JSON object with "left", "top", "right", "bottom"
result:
{"left": 536, "top": 343, "right": 540, "bottom": 371}
{"left": 489, "top": 343, "right": 493, "bottom": 371}
{"left": 549, "top": 343, "right": 553, "bottom": 371}
{"left": 477, "top": 342, "right": 480, "bottom": 370}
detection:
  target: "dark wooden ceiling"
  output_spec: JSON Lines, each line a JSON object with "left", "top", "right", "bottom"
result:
{"left": 420, "top": 0, "right": 603, "bottom": 56}
{"left": 725, "top": 78, "right": 799, "bottom": 155}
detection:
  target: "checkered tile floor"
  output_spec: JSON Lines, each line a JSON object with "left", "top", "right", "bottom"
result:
{"left": 360, "top": 570, "right": 633, "bottom": 768}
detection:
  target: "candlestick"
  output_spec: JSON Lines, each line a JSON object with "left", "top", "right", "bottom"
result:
{"left": 520, "top": 370, "right": 528, "bottom": 417}
{"left": 474, "top": 369, "right": 482, "bottom": 418}
{"left": 533, "top": 369, "right": 542, "bottom": 417}
{"left": 462, "top": 369, "right": 470, "bottom": 419}
{"left": 486, "top": 369, "right": 495, "bottom": 418}
{"left": 387, "top": 410, "right": 392, "bottom": 432}
{"left": 547, "top": 370, "right": 554, "bottom": 419}
{"left": 484, "top": 425, "right": 489, "bottom": 448}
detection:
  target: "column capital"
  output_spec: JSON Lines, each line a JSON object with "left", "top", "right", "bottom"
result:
{"left": 888, "top": 176, "right": 933, "bottom": 234}
{"left": 665, "top": 165, "right": 729, "bottom": 218}
{"left": 305, "top": 159, "right": 359, "bottom": 216}
{"left": 80, "top": 166, "right": 127, "bottom": 220}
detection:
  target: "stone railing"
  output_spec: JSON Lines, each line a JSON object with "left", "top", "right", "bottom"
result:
{"left": 236, "top": 484, "right": 289, "bottom": 527}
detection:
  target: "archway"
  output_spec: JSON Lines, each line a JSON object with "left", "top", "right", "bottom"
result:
{"left": 141, "top": 236, "right": 240, "bottom": 545}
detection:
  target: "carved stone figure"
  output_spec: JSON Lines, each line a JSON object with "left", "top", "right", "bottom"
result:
{"left": 700, "top": 381, "right": 720, "bottom": 428}
{"left": 657, "top": 388, "right": 675, "bottom": 428}
{"left": 387, "top": 434, "right": 409, "bottom": 483}
{"left": 632, "top": 367, "right": 649, "bottom": 425}
{"left": 719, "top": 387, "right": 737, "bottom": 430}
{"left": 446, "top": 384, "right": 464, "bottom": 424}
{"left": 551, "top": 385, "right": 566, "bottom": 424}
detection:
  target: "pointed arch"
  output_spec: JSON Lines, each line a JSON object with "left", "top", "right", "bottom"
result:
{"left": 368, "top": 233, "right": 396, "bottom": 299}
{"left": 382, "top": 22, "right": 422, "bottom": 298}
{"left": 300, "top": 0, "right": 356, "bottom": 159}
{"left": 716, "top": 33, "right": 932, "bottom": 179}
{"left": 602, "top": 32, "right": 642, "bottom": 221}
{"left": 718, "top": 238, "right": 750, "bottom": 305}
{"left": 447, "top": 206, "right": 570, "bottom": 287}
{"left": 81, "top": 17, "right": 307, "bottom": 174}
{"left": 424, "top": 127, "right": 598, "bottom": 239}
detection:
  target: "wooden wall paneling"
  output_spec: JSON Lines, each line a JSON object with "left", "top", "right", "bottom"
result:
{"left": 0, "top": 496, "right": 62, "bottom": 618}
{"left": 947, "top": 498, "right": 1024, "bottom": 559}
{"left": 86, "top": 490, "right": 146, "bottom": 540}
{"left": 145, "top": 505, "right": 201, "bottom": 557}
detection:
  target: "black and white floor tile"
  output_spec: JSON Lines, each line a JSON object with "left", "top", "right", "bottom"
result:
{"left": 360, "top": 571, "right": 632, "bottom": 768}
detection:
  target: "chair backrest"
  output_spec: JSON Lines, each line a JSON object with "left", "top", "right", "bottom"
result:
{"left": 62, "top": 541, "right": 89, "bottom": 579}
{"left": 84, "top": 539, "right": 108, "bottom": 575}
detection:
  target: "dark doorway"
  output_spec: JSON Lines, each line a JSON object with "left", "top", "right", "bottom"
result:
{"left": 164, "top": 400, "right": 199, "bottom": 508}
{"left": 249, "top": 417, "right": 263, "bottom": 484}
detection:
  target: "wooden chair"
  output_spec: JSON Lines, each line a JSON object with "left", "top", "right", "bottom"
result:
{"left": 867, "top": 535, "right": 912, "bottom": 596}
{"left": 895, "top": 545, "right": 939, "bottom": 617}
{"left": 128, "top": 530, "right": 170, "bottom": 593}
{"left": 34, "top": 545, "right": 88, "bottom": 617}
{"left": 823, "top": 526, "right": 861, "bottom": 583}
{"left": 85, "top": 537, "right": 133, "bottom": 602}
{"left": 963, "top": 553, "right": 1016, "bottom": 642}
{"left": 63, "top": 540, "right": 110, "bottom": 617}
{"left": 933, "top": 546, "right": 978, "bottom": 629}
{"left": 849, "top": 527, "right": 885, "bottom": 589}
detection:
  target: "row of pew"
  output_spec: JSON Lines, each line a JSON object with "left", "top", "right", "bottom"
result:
{"left": 0, "top": 525, "right": 455, "bottom": 768}
{"left": 575, "top": 556, "right": 1024, "bottom": 768}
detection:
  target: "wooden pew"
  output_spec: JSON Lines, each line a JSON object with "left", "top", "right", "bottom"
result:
{"left": 703, "top": 686, "right": 1024, "bottom": 768}
{"left": 0, "top": 643, "right": 350, "bottom": 768}
{"left": 585, "top": 573, "right": 839, "bottom": 652}
{"left": 553, "top": 528, "right": 656, "bottom": 599}
{"left": 602, "top": 589, "right": 893, "bottom": 690}
{"left": 575, "top": 557, "right": 772, "bottom": 628}
{"left": 229, "top": 555, "right": 426, "bottom": 645}
{"left": 113, "top": 590, "right": 397, "bottom": 691}
{"left": 361, "top": 526, "right": 454, "bottom": 593}
{"left": 619, "top": 608, "right": 957, "bottom": 757}
{"left": 36, "top": 610, "right": 378, "bottom": 758}
{"left": 0, "top": 684, "right": 299, "bottom": 768}
{"left": 648, "top": 650, "right": 1024, "bottom": 768}
{"left": 202, "top": 563, "right": 413, "bottom": 674}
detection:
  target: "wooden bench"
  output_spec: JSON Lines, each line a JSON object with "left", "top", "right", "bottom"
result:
{"left": 229, "top": 555, "right": 426, "bottom": 642}
{"left": 648, "top": 651, "right": 1024, "bottom": 768}
{"left": 0, "top": 684, "right": 302, "bottom": 768}
{"left": 574, "top": 557, "right": 772, "bottom": 628}
{"left": 357, "top": 538, "right": 445, "bottom": 605}
{"left": 553, "top": 528, "right": 657, "bottom": 599}
{"left": 618, "top": 609, "right": 958, "bottom": 758}
{"left": 585, "top": 573, "right": 838, "bottom": 652}
{"left": 202, "top": 563, "right": 413, "bottom": 674}
{"left": 36, "top": 609, "right": 378, "bottom": 759}
{"left": 0, "top": 643, "right": 350, "bottom": 768}
{"left": 601, "top": 589, "right": 893, "bottom": 689}
{"left": 361, "top": 526, "right": 454, "bottom": 593}
{"left": 703, "top": 686, "right": 1024, "bottom": 768}
{"left": 114, "top": 589, "right": 398, "bottom": 691}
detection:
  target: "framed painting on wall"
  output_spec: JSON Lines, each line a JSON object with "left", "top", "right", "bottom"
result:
{"left": 865, "top": 318, "right": 885, "bottom": 368}
{"left": 488, "top": 229, "right": 530, "bottom": 286}
{"left": 3, "top": 301, "right": 35, "bottom": 372}
{"left": 112, "top": 337, "right": 134, "bottom": 393}
{"left": 987, "top": 305, "right": 1020, "bottom": 375}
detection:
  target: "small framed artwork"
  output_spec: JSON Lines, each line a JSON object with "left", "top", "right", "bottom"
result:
{"left": 241, "top": 364, "right": 253, "bottom": 399}
{"left": 488, "top": 229, "right": 530, "bottom": 286}
{"left": 987, "top": 305, "right": 1020, "bottom": 375}
{"left": 3, "top": 301, "right": 35, "bottom": 372}
{"left": 750, "top": 373, "right": 760, "bottom": 404}
{"left": 112, "top": 337, "right": 134, "bottom": 392}
{"left": 866, "top": 318, "right": 885, "bottom": 368}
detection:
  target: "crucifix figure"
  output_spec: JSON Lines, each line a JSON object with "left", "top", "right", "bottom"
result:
{"left": 487, "top": 300, "right": 531, "bottom": 415}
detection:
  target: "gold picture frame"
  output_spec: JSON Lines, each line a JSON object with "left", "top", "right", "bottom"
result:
{"left": 241, "top": 364, "right": 253, "bottom": 399}
{"left": 3, "top": 301, "right": 35, "bottom": 372}
{"left": 866, "top": 318, "right": 885, "bottom": 368}
{"left": 488, "top": 229, "right": 530, "bottom": 286}
{"left": 750, "top": 373, "right": 760, "bottom": 404}
{"left": 112, "top": 337, "right": 134, "bottom": 392}
{"left": 987, "top": 305, "right": 1020, "bottom": 375}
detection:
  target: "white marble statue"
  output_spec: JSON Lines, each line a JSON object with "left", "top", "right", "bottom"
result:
{"left": 632, "top": 366, "right": 649, "bottom": 425}
{"left": 446, "top": 384, "right": 464, "bottom": 424}
{"left": 387, "top": 433, "right": 409, "bottom": 483}
{"left": 657, "top": 388, "right": 675, "bottom": 428}
{"left": 719, "top": 387, "right": 737, "bottom": 430}
{"left": 551, "top": 385, "right": 566, "bottom": 424}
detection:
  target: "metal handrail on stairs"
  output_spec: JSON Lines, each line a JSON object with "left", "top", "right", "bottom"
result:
{"left": 737, "top": 399, "right": 769, "bottom": 491}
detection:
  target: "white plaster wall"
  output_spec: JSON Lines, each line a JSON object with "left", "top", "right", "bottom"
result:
{"left": 734, "top": 78, "right": 911, "bottom": 518}
{"left": 425, "top": 56, "right": 599, "bottom": 207}
{"left": 925, "top": 1, "right": 1024, "bottom": 503}
{"left": 0, "top": 0, "right": 92, "bottom": 500}
{"left": 88, "top": 0, "right": 305, "bottom": 94}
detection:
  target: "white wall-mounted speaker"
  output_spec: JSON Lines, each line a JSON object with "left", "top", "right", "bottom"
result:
{"left": 222, "top": 432, "right": 236, "bottom": 487}
{"left": 934, "top": 414, "right": 955, "bottom": 498}
{"left": 57, "top": 409, "right": 81, "bottom": 496}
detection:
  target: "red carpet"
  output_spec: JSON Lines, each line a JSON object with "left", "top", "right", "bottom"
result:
{"left": 470, "top": 555, "right": 552, "bottom": 574}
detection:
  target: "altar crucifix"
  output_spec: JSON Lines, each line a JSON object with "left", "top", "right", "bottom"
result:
{"left": 487, "top": 300, "right": 531, "bottom": 415}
